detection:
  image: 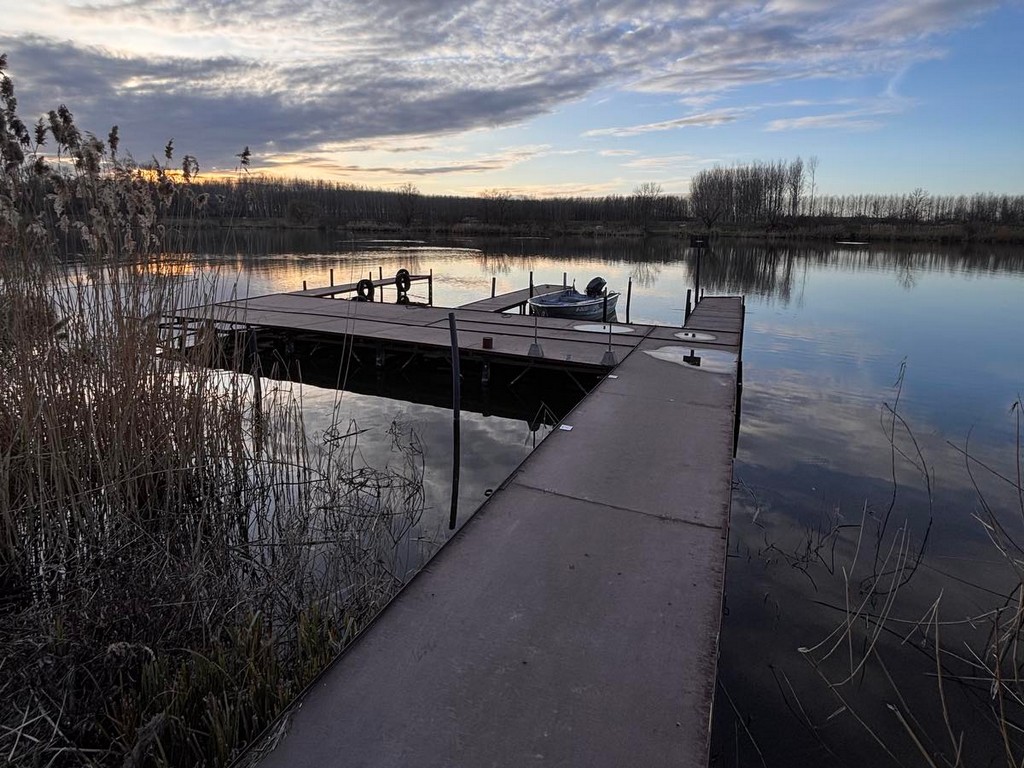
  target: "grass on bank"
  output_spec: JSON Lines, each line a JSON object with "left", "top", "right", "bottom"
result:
{"left": 1, "top": 56, "right": 430, "bottom": 767}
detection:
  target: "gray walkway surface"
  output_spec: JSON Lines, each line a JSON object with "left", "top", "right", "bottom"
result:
{"left": 248, "top": 296, "right": 744, "bottom": 768}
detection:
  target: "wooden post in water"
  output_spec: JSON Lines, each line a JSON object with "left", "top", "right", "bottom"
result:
{"left": 379, "top": 266, "right": 383, "bottom": 281}
{"left": 563, "top": 271, "right": 567, "bottom": 287}
{"left": 603, "top": 289, "right": 609, "bottom": 322}
{"left": 447, "top": 312, "right": 462, "bottom": 530}
{"left": 625, "top": 277, "right": 633, "bottom": 324}
{"left": 329, "top": 268, "right": 334, "bottom": 286}
{"left": 685, "top": 289, "right": 692, "bottom": 324}
{"left": 302, "top": 280, "right": 307, "bottom": 291}
{"left": 428, "top": 269, "right": 434, "bottom": 306}
{"left": 529, "top": 271, "right": 534, "bottom": 298}
{"left": 491, "top": 276, "right": 496, "bottom": 298}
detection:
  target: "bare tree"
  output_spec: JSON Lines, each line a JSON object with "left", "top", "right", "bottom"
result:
{"left": 690, "top": 167, "right": 731, "bottom": 230}
{"left": 807, "top": 155, "right": 819, "bottom": 217}
{"left": 631, "top": 181, "right": 664, "bottom": 233}
{"left": 787, "top": 156, "right": 804, "bottom": 218}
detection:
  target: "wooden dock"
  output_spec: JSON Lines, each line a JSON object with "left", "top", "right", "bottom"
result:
{"left": 215, "top": 287, "right": 745, "bottom": 768}
{"left": 173, "top": 283, "right": 698, "bottom": 374}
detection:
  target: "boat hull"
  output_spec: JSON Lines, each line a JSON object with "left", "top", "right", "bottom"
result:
{"left": 528, "top": 290, "right": 620, "bottom": 320}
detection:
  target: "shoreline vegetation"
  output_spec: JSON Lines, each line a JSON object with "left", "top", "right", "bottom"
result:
{"left": 2, "top": 56, "right": 433, "bottom": 767}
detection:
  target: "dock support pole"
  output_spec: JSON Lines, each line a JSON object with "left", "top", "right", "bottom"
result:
{"left": 302, "top": 280, "right": 307, "bottom": 291}
{"left": 379, "top": 266, "right": 383, "bottom": 281}
{"left": 448, "top": 312, "right": 462, "bottom": 530}
{"left": 529, "top": 271, "right": 534, "bottom": 298}
{"left": 329, "top": 268, "right": 334, "bottom": 286}
{"left": 685, "top": 289, "right": 692, "bottom": 324}
{"left": 563, "top": 271, "right": 567, "bottom": 287}
{"left": 626, "top": 277, "right": 632, "bottom": 324}
{"left": 429, "top": 269, "right": 434, "bottom": 306}
{"left": 603, "top": 289, "right": 609, "bottom": 322}
{"left": 491, "top": 276, "right": 496, "bottom": 298}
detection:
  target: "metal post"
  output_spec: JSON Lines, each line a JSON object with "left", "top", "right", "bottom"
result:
{"left": 491, "top": 276, "right": 496, "bottom": 298}
{"left": 626, "top": 277, "right": 632, "bottom": 324}
{"left": 447, "top": 312, "right": 461, "bottom": 530}
{"left": 563, "top": 271, "right": 567, "bottom": 287}
{"left": 695, "top": 251, "right": 701, "bottom": 306}
{"left": 603, "top": 289, "right": 609, "bottom": 322}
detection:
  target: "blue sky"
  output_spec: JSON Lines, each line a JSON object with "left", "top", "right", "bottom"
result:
{"left": 2, "top": 0, "right": 1022, "bottom": 197}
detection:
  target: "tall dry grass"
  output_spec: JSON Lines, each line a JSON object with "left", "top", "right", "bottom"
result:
{"left": 1, "top": 55, "right": 427, "bottom": 766}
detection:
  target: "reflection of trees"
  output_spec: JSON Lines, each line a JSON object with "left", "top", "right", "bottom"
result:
{"left": 186, "top": 230, "right": 1024, "bottom": 306}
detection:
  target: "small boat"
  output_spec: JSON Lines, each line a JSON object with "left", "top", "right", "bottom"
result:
{"left": 528, "top": 277, "right": 619, "bottom": 320}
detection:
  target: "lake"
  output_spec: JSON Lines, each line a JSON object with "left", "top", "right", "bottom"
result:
{"left": 187, "top": 230, "right": 1024, "bottom": 765}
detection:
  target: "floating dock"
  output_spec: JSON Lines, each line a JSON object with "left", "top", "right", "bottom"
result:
{"left": 179, "top": 283, "right": 744, "bottom": 768}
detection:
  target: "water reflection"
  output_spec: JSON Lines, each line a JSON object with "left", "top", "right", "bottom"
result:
{"left": 184, "top": 231, "right": 1024, "bottom": 765}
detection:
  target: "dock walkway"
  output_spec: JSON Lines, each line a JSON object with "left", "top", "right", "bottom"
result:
{"left": 174, "top": 285, "right": 686, "bottom": 371}
{"left": 248, "top": 296, "right": 744, "bottom": 768}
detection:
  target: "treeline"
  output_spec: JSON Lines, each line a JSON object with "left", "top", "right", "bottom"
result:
{"left": 175, "top": 177, "right": 686, "bottom": 230}
{"left": 181, "top": 169, "right": 1023, "bottom": 235}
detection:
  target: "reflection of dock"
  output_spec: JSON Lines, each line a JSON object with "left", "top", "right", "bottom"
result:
{"left": 185, "top": 286, "right": 744, "bottom": 768}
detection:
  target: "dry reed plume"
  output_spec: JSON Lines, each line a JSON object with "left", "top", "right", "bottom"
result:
{"left": 1, "top": 54, "right": 428, "bottom": 767}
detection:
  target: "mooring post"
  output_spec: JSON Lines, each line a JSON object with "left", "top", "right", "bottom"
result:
{"left": 601, "top": 297, "right": 616, "bottom": 366}
{"left": 448, "top": 312, "right": 462, "bottom": 530}
{"left": 603, "top": 288, "right": 609, "bottom": 322}
{"left": 491, "top": 276, "right": 496, "bottom": 298}
{"left": 626, "top": 277, "right": 633, "bottom": 324}
{"left": 529, "top": 271, "right": 534, "bottom": 298}
{"left": 302, "top": 279, "right": 307, "bottom": 291}
{"left": 329, "top": 268, "right": 334, "bottom": 286}
{"left": 563, "top": 271, "right": 567, "bottom": 287}
{"left": 429, "top": 269, "right": 434, "bottom": 306}
{"left": 685, "top": 289, "right": 692, "bottom": 323}
{"left": 379, "top": 266, "right": 383, "bottom": 281}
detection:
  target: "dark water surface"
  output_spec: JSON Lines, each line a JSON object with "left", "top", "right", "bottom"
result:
{"left": 188, "top": 231, "right": 1024, "bottom": 766}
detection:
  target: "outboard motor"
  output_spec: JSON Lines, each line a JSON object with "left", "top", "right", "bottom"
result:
{"left": 585, "top": 276, "right": 607, "bottom": 297}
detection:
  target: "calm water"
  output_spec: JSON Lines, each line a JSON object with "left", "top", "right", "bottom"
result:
{"left": 188, "top": 231, "right": 1024, "bottom": 765}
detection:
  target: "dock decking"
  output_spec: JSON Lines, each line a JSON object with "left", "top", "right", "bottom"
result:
{"left": 172, "top": 284, "right": 727, "bottom": 372}
{"left": 228, "top": 292, "right": 744, "bottom": 768}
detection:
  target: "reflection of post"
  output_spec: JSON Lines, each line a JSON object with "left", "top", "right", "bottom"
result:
{"left": 448, "top": 312, "right": 462, "bottom": 530}
{"left": 246, "top": 330, "right": 263, "bottom": 452}
{"left": 695, "top": 250, "right": 701, "bottom": 307}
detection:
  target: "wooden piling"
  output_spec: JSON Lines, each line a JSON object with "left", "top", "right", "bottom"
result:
{"left": 491, "top": 276, "right": 496, "bottom": 298}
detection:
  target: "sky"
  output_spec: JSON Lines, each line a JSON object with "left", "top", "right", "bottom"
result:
{"left": 1, "top": 0, "right": 1022, "bottom": 198}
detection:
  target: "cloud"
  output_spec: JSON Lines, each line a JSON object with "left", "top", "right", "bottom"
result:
{"left": 599, "top": 149, "right": 638, "bottom": 157}
{"left": 0, "top": 0, "right": 1005, "bottom": 173}
{"left": 584, "top": 110, "right": 747, "bottom": 137}
{"left": 622, "top": 154, "right": 701, "bottom": 169}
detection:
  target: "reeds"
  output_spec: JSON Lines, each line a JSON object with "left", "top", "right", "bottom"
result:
{"left": 1, "top": 57, "right": 427, "bottom": 766}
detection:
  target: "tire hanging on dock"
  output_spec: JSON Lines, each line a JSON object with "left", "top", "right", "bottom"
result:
{"left": 395, "top": 269, "right": 412, "bottom": 293}
{"left": 356, "top": 278, "right": 375, "bottom": 301}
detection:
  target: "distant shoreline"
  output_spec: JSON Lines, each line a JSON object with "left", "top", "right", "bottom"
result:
{"left": 172, "top": 216, "right": 1024, "bottom": 246}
